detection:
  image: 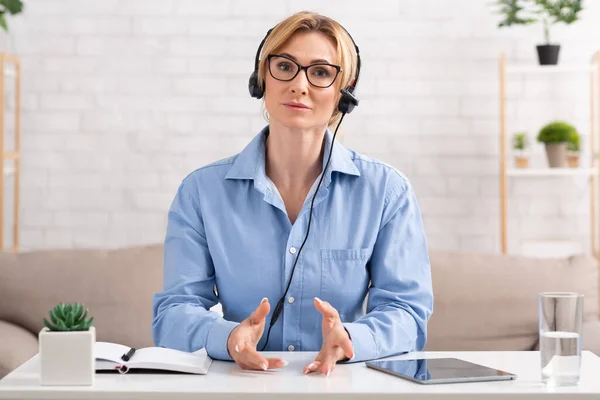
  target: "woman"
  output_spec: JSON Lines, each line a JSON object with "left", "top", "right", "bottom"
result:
{"left": 152, "top": 11, "right": 434, "bottom": 376}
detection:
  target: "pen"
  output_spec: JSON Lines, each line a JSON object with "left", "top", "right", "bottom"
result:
{"left": 121, "top": 347, "right": 136, "bottom": 362}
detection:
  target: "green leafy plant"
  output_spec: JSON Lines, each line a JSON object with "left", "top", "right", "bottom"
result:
{"left": 0, "top": 0, "right": 24, "bottom": 32}
{"left": 513, "top": 132, "right": 529, "bottom": 150}
{"left": 494, "top": 0, "right": 537, "bottom": 27}
{"left": 492, "top": 0, "right": 583, "bottom": 43}
{"left": 43, "top": 303, "right": 94, "bottom": 332}
{"left": 537, "top": 121, "right": 577, "bottom": 144}
{"left": 568, "top": 130, "right": 580, "bottom": 152}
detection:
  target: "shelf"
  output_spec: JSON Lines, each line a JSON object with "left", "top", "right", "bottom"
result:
{"left": 506, "top": 65, "right": 595, "bottom": 74}
{"left": 506, "top": 168, "right": 598, "bottom": 177}
{"left": 499, "top": 51, "right": 600, "bottom": 258}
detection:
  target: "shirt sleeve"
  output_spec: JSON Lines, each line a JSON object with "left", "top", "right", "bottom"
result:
{"left": 152, "top": 179, "right": 239, "bottom": 361}
{"left": 342, "top": 175, "right": 434, "bottom": 363}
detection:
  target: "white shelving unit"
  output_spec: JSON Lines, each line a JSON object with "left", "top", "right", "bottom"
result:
{"left": 499, "top": 51, "right": 600, "bottom": 258}
{"left": 0, "top": 52, "right": 20, "bottom": 252}
{"left": 506, "top": 167, "right": 598, "bottom": 177}
{"left": 506, "top": 65, "right": 595, "bottom": 74}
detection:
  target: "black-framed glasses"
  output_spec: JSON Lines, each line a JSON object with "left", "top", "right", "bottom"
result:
{"left": 267, "top": 54, "right": 341, "bottom": 88}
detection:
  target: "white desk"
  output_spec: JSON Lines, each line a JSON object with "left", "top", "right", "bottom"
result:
{"left": 1, "top": 351, "right": 600, "bottom": 399}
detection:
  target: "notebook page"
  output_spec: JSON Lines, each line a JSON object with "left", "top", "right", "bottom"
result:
{"left": 128, "top": 347, "right": 211, "bottom": 373}
{"left": 95, "top": 342, "right": 132, "bottom": 364}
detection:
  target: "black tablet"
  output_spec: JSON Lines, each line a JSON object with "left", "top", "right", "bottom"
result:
{"left": 365, "top": 358, "right": 517, "bottom": 384}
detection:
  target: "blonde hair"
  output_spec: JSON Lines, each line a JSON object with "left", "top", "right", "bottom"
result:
{"left": 257, "top": 11, "right": 359, "bottom": 128}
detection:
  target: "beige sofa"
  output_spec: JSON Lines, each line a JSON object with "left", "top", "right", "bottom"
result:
{"left": 1, "top": 244, "right": 599, "bottom": 378}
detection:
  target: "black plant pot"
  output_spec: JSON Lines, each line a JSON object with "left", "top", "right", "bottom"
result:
{"left": 536, "top": 44, "right": 560, "bottom": 65}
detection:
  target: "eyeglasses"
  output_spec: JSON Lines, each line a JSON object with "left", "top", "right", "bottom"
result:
{"left": 267, "top": 54, "right": 341, "bottom": 88}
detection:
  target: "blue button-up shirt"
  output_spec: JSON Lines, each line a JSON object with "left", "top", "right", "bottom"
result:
{"left": 152, "top": 125, "right": 434, "bottom": 363}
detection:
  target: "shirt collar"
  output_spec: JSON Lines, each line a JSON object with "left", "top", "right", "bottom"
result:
{"left": 224, "top": 125, "right": 360, "bottom": 185}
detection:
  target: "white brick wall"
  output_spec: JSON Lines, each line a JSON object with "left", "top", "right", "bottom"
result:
{"left": 2, "top": 0, "right": 600, "bottom": 255}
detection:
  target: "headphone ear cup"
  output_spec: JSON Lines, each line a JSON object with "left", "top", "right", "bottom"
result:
{"left": 248, "top": 71, "right": 263, "bottom": 99}
{"left": 338, "top": 87, "right": 359, "bottom": 114}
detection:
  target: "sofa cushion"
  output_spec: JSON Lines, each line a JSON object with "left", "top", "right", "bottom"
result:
{"left": 425, "top": 250, "right": 599, "bottom": 351}
{"left": 0, "top": 320, "right": 38, "bottom": 379}
{"left": 0, "top": 244, "right": 163, "bottom": 350}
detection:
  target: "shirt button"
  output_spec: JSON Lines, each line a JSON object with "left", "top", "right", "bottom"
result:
{"left": 289, "top": 247, "right": 297, "bottom": 254}
{"left": 288, "top": 345, "right": 295, "bottom": 351}
{"left": 288, "top": 296, "right": 295, "bottom": 304}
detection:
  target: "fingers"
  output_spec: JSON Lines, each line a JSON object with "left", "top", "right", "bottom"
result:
{"left": 304, "top": 351, "right": 338, "bottom": 376}
{"left": 233, "top": 344, "right": 269, "bottom": 370}
{"left": 266, "top": 357, "right": 288, "bottom": 369}
{"left": 339, "top": 331, "right": 355, "bottom": 360}
{"left": 233, "top": 345, "right": 287, "bottom": 371}
{"left": 311, "top": 343, "right": 352, "bottom": 376}
{"left": 318, "top": 354, "right": 337, "bottom": 376}
{"left": 233, "top": 341, "right": 245, "bottom": 354}
{"left": 327, "top": 327, "right": 354, "bottom": 362}
{"left": 228, "top": 298, "right": 275, "bottom": 370}
{"left": 248, "top": 297, "right": 270, "bottom": 326}
{"left": 314, "top": 298, "right": 353, "bottom": 358}
{"left": 319, "top": 344, "right": 349, "bottom": 376}
{"left": 314, "top": 297, "right": 340, "bottom": 321}
{"left": 304, "top": 313, "right": 356, "bottom": 377}
{"left": 303, "top": 360, "right": 322, "bottom": 375}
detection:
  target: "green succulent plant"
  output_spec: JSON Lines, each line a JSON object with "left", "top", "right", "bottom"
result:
{"left": 568, "top": 130, "right": 580, "bottom": 152}
{"left": 43, "top": 302, "right": 94, "bottom": 332}
{"left": 537, "top": 121, "right": 577, "bottom": 144}
{"left": 513, "top": 132, "right": 529, "bottom": 150}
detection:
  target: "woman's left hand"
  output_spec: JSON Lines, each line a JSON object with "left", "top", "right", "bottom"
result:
{"left": 303, "top": 297, "right": 355, "bottom": 376}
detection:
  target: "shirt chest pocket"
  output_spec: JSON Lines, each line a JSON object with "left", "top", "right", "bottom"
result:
{"left": 320, "top": 248, "right": 371, "bottom": 318}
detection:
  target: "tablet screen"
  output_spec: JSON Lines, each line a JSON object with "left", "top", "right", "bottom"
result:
{"left": 366, "top": 358, "right": 517, "bottom": 384}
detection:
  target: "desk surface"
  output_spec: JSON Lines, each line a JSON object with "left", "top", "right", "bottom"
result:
{"left": 1, "top": 351, "right": 600, "bottom": 400}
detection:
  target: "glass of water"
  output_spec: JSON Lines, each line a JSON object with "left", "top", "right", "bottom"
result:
{"left": 539, "top": 292, "right": 584, "bottom": 386}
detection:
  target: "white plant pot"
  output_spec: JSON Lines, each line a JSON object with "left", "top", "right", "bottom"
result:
{"left": 39, "top": 326, "right": 95, "bottom": 386}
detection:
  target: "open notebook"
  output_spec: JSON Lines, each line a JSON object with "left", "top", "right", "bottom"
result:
{"left": 95, "top": 342, "right": 213, "bottom": 374}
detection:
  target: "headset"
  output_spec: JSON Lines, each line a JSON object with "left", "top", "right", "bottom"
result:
{"left": 247, "top": 23, "right": 362, "bottom": 352}
{"left": 248, "top": 25, "right": 361, "bottom": 113}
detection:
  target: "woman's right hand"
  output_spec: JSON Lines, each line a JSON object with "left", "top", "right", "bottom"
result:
{"left": 227, "top": 297, "right": 288, "bottom": 370}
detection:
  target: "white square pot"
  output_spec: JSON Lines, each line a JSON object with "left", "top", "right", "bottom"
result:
{"left": 39, "top": 326, "right": 95, "bottom": 386}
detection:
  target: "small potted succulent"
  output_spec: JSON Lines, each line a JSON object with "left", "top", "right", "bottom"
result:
{"left": 537, "top": 121, "right": 577, "bottom": 168}
{"left": 512, "top": 132, "right": 530, "bottom": 168}
{"left": 39, "top": 302, "right": 96, "bottom": 386}
{"left": 567, "top": 130, "right": 581, "bottom": 168}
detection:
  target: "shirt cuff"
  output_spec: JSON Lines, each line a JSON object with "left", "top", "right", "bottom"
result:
{"left": 205, "top": 318, "right": 240, "bottom": 361}
{"left": 341, "top": 321, "right": 377, "bottom": 363}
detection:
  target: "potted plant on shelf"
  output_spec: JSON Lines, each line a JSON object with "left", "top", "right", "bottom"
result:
{"left": 39, "top": 302, "right": 95, "bottom": 386}
{"left": 491, "top": 0, "right": 584, "bottom": 65}
{"left": 0, "top": 0, "right": 24, "bottom": 31}
{"left": 0, "top": 0, "right": 24, "bottom": 53}
{"left": 537, "top": 120, "right": 577, "bottom": 168}
{"left": 567, "top": 130, "right": 580, "bottom": 168}
{"left": 512, "top": 132, "right": 530, "bottom": 168}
